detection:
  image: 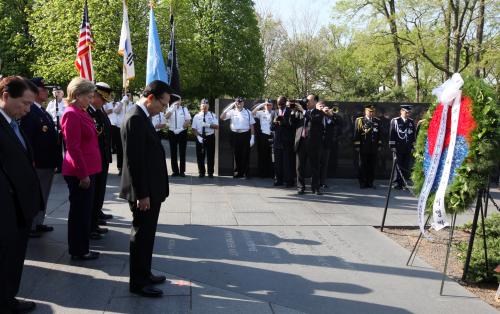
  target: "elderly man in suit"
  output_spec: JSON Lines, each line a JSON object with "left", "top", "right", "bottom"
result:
{"left": 0, "top": 76, "right": 43, "bottom": 314}
{"left": 20, "top": 77, "right": 59, "bottom": 237}
{"left": 120, "top": 80, "right": 175, "bottom": 298}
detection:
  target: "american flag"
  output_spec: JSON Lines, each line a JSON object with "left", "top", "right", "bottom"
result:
{"left": 75, "top": 0, "right": 94, "bottom": 81}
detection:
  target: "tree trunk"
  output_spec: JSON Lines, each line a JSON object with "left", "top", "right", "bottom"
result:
{"left": 414, "top": 60, "right": 420, "bottom": 102}
{"left": 474, "top": 0, "right": 485, "bottom": 77}
{"left": 444, "top": 0, "right": 452, "bottom": 77}
{"left": 383, "top": 0, "right": 403, "bottom": 86}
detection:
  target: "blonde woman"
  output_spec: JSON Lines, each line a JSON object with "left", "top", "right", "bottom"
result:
{"left": 61, "top": 77, "right": 102, "bottom": 260}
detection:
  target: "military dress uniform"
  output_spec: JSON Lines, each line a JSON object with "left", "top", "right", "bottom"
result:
{"left": 272, "top": 106, "right": 295, "bottom": 187}
{"left": 166, "top": 105, "right": 191, "bottom": 176}
{"left": 87, "top": 104, "right": 112, "bottom": 236}
{"left": 20, "top": 101, "right": 60, "bottom": 233}
{"left": 389, "top": 108, "right": 416, "bottom": 189}
{"left": 353, "top": 108, "right": 382, "bottom": 188}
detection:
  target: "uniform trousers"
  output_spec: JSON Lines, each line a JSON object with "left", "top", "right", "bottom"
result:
{"left": 257, "top": 133, "right": 273, "bottom": 178}
{"left": 274, "top": 147, "right": 294, "bottom": 185}
{"left": 64, "top": 175, "right": 95, "bottom": 256}
{"left": 129, "top": 201, "right": 160, "bottom": 288}
{"left": 297, "top": 138, "right": 322, "bottom": 191}
{"left": 231, "top": 131, "right": 251, "bottom": 177}
{"left": 91, "top": 163, "right": 109, "bottom": 231}
{"left": 359, "top": 152, "right": 377, "bottom": 186}
{"left": 168, "top": 130, "right": 187, "bottom": 175}
{"left": 195, "top": 134, "right": 215, "bottom": 176}
{"left": 395, "top": 152, "right": 411, "bottom": 187}
{"left": 32, "top": 168, "right": 54, "bottom": 228}
{"left": 111, "top": 126, "right": 123, "bottom": 171}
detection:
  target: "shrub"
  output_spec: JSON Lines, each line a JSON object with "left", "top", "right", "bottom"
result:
{"left": 456, "top": 212, "right": 500, "bottom": 283}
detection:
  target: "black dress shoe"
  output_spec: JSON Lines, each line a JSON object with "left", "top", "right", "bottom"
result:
{"left": 207, "top": 174, "right": 214, "bottom": 178}
{"left": 198, "top": 174, "right": 205, "bottom": 178}
{"left": 89, "top": 232, "right": 103, "bottom": 240}
{"left": 171, "top": 173, "right": 180, "bottom": 177}
{"left": 95, "top": 226, "right": 108, "bottom": 234}
{"left": 273, "top": 181, "right": 284, "bottom": 186}
{"left": 36, "top": 224, "right": 54, "bottom": 232}
{"left": 99, "top": 213, "right": 113, "bottom": 220}
{"left": 130, "top": 285, "right": 163, "bottom": 297}
{"left": 179, "top": 173, "right": 186, "bottom": 177}
{"left": 149, "top": 274, "right": 167, "bottom": 284}
{"left": 11, "top": 299, "right": 36, "bottom": 313}
{"left": 71, "top": 251, "right": 100, "bottom": 260}
{"left": 29, "top": 230, "right": 42, "bottom": 238}
{"left": 98, "top": 219, "right": 107, "bottom": 226}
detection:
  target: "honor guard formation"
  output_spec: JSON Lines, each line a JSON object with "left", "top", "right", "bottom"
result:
{"left": 1, "top": 75, "right": 425, "bottom": 309}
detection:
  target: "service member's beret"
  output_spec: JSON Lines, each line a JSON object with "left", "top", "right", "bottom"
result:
{"left": 201, "top": 99, "right": 209, "bottom": 105}
{"left": 52, "top": 85, "right": 62, "bottom": 92}
{"left": 236, "top": 97, "right": 244, "bottom": 103}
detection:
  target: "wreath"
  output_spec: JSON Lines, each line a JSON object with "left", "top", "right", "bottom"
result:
{"left": 412, "top": 76, "right": 500, "bottom": 214}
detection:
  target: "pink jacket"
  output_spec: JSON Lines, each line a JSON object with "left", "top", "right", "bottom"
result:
{"left": 61, "top": 105, "right": 102, "bottom": 179}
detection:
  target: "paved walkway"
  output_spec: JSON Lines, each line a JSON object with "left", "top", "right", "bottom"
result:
{"left": 20, "top": 142, "right": 499, "bottom": 313}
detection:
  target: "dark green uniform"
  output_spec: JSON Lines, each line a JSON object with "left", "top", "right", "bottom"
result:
{"left": 353, "top": 116, "right": 382, "bottom": 188}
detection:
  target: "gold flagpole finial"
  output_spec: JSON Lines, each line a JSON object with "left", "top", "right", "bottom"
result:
{"left": 149, "top": 0, "right": 156, "bottom": 9}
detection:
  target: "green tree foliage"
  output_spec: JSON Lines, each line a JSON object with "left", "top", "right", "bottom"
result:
{"left": 26, "top": 0, "right": 264, "bottom": 100}
{"left": 0, "top": 0, "right": 35, "bottom": 76}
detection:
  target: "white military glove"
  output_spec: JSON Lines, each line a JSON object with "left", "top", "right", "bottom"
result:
{"left": 196, "top": 135, "right": 203, "bottom": 144}
{"left": 120, "top": 95, "right": 129, "bottom": 103}
{"left": 250, "top": 135, "right": 255, "bottom": 147}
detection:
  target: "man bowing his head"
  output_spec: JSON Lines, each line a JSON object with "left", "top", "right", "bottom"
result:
{"left": 119, "top": 80, "right": 173, "bottom": 297}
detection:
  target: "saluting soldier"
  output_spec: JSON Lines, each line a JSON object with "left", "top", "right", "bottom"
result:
{"left": 272, "top": 96, "right": 295, "bottom": 187}
{"left": 353, "top": 104, "right": 382, "bottom": 189}
{"left": 252, "top": 99, "right": 274, "bottom": 178}
{"left": 389, "top": 105, "right": 416, "bottom": 189}
{"left": 221, "top": 97, "right": 256, "bottom": 179}
{"left": 87, "top": 82, "right": 114, "bottom": 239}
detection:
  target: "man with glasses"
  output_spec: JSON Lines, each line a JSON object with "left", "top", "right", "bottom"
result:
{"left": 119, "top": 80, "right": 175, "bottom": 298}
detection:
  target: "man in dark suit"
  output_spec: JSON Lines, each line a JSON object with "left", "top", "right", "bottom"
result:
{"left": 294, "top": 95, "right": 330, "bottom": 195}
{"left": 0, "top": 76, "right": 43, "bottom": 313}
{"left": 20, "top": 77, "right": 58, "bottom": 237}
{"left": 272, "top": 96, "right": 295, "bottom": 187}
{"left": 87, "top": 82, "right": 114, "bottom": 239}
{"left": 120, "top": 80, "right": 174, "bottom": 298}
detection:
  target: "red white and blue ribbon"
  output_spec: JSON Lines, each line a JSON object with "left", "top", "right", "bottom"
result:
{"left": 417, "top": 73, "right": 464, "bottom": 235}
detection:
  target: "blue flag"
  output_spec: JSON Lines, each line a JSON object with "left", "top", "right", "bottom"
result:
{"left": 146, "top": 8, "right": 167, "bottom": 85}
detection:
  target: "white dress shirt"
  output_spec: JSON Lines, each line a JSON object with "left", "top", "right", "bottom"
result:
{"left": 46, "top": 99, "right": 66, "bottom": 123}
{"left": 192, "top": 111, "right": 218, "bottom": 136}
{"left": 255, "top": 110, "right": 273, "bottom": 135}
{"left": 223, "top": 108, "right": 255, "bottom": 132}
{"left": 167, "top": 105, "right": 191, "bottom": 133}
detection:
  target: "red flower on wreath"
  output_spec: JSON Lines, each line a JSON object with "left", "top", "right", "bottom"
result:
{"left": 427, "top": 96, "right": 476, "bottom": 155}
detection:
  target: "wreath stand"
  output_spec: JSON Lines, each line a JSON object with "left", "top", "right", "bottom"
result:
{"left": 379, "top": 154, "right": 491, "bottom": 295}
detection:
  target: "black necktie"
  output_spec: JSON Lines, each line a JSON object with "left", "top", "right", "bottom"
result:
{"left": 202, "top": 112, "right": 206, "bottom": 136}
